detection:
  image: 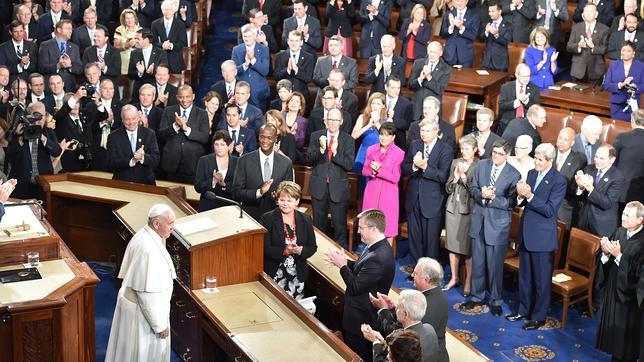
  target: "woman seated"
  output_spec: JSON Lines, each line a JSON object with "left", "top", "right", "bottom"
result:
{"left": 603, "top": 41, "right": 644, "bottom": 121}
{"left": 525, "top": 27, "right": 558, "bottom": 89}
{"left": 507, "top": 135, "right": 535, "bottom": 181}
{"left": 194, "top": 131, "right": 237, "bottom": 212}
{"left": 260, "top": 181, "right": 317, "bottom": 300}
{"left": 265, "top": 110, "right": 297, "bottom": 163}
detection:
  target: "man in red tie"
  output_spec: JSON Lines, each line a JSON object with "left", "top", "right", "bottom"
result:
{"left": 497, "top": 63, "right": 541, "bottom": 134}
{"left": 566, "top": 3, "right": 610, "bottom": 84}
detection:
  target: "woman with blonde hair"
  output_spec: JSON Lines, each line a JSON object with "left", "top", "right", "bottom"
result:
{"left": 399, "top": 4, "right": 431, "bottom": 61}
{"left": 113, "top": 9, "right": 142, "bottom": 75}
{"left": 525, "top": 27, "right": 558, "bottom": 89}
{"left": 352, "top": 92, "right": 387, "bottom": 172}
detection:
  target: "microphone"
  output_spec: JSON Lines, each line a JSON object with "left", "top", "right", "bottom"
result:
{"left": 204, "top": 191, "right": 243, "bottom": 218}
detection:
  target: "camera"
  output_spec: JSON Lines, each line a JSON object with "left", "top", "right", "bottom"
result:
{"left": 16, "top": 112, "right": 44, "bottom": 140}
{"left": 624, "top": 83, "right": 638, "bottom": 98}
{"left": 83, "top": 83, "right": 96, "bottom": 97}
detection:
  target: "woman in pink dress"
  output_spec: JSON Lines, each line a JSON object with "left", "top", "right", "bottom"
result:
{"left": 361, "top": 122, "right": 404, "bottom": 245}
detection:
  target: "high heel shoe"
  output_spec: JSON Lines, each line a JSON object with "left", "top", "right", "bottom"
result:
{"left": 441, "top": 280, "right": 460, "bottom": 292}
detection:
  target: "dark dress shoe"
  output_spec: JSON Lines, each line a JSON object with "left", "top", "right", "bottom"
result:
{"left": 523, "top": 320, "right": 546, "bottom": 330}
{"left": 459, "top": 300, "right": 485, "bottom": 311}
{"left": 505, "top": 313, "right": 529, "bottom": 322}
{"left": 490, "top": 305, "right": 502, "bottom": 316}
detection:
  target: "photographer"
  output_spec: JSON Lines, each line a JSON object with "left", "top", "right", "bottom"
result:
{"left": 7, "top": 77, "right": 28, "bottom": 127}
{"left": 53, "top": 87, "right": 98, "bottom": 172}
{"left": 602, "top": 41, "right": 644, "bottom": 121}
{"left": 6, "top": 101, "right": 62, "bottom": 199}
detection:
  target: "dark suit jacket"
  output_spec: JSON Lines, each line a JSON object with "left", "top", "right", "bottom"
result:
{"left": 82, "top": 44, "right": 121, "bottom": 81}
{"left": 26, "top": 92, "right": 56, "bottom": 115}
{"left": 158, "top": 105, "right": 210, "bottom": 177}
{"left": 128, "top": 45, "right": 168, "bottom": 99}
{"left": 194, "top": 153, "right": 238, "bottom": 211}
{"left": 501, "top": 117, "right": 541, "bottom": 156}
{"left": 398, "top": 19, "right": 431, "bottom": 60}
{"left": 237, "top": 24, "right": 279, "bottom": 53}
{"left": 71, "top": 25, "right": 94, "bottom": 55}
{"left": 533, "top": 0, "right": 568, "bottom": 46}
{"left": 150, "top": 17, "right": 187, "bottom": 73}
{"left": 473, "top": 130, "right": 502, "bottom": 159}
{"left": 504, "top": 0, "right": 536, "bottom": 43}
{"left": 606, "top": 30, "right": 644, "bottom": 61}
{"left": 282, "top": 15, "right": 322, "bottom": 55}
{"left": 306, "top": 130, "right": 355, "bottom": 203}
{"left": 614, "top": 128, "right": 644, "bottom": 203}
{"left": 107, "top": 126, "right": 160, "bottom": 185}
{"left": 480, "top": 18, "right": 513, "bottom": 71}
{"left": 571, "top": 133, "right": 601, "bottom": 165}
{"left": 215, "top": 127, "right": 257, "bottom": 157}
{"left": 53, "top": 101, "right": 94, "bottom": 172}
{"left": 440, "top": 7, "right": 480, "bottom": 67}
{"left": 358, "top": 0, "right": 392, "bottom": 58}
{"left": 402, "top": 138, "right": 453, "bottom": 218}
{"left": 306, "top": 107, "right": 352, "bottom": 140}
{"left": 273, "top": 49, "right": 315, "bottom": 99}
{"left": 373, "top": 322, "right": 439, "bottom": 362}
{"left": 231, "top": 150, "right": 294, "bottom": 220}
{"left": 231, "top": 42, "right": 270, "bottom": 110}
{"left": 388, "top": 95, "right": 413, "bottom": 150}
{"left": 132, "top": 103, "right": 163, "bottom": 133}
{"left": 210, "top": 80, "right": 235, "bottom": 104}
{"left": 556, "top": 150, "right": 587, "bottom": 226}
{"left": 566, "top": 21, "right": 610, "bottom": 81}
{"left": 80, "top": 0, "right": 112, "bottom": 24}
{"left": 38, "top": 38, "right": 83, "bottom": 93}
{"left": 469, "top": 158, "right": 521, "bottom": 244}
{"left": 577, "top": 165, "right": 627, "bottom": 237}
{"left": 324, "top": 1, "right": 355, "bottom": 37}
{"left": 2, "top": 23, "right": 38, "bottom": 44}
{"left": 155, "top": 83, "right": 178, "bottom": 109}
{"left": 312, "top": 54, "right": 359, "bottom": 91}
{"left": 408, "top": 58, "right": 452, "bottom": 121}
{"left": 216, "top": 102, "right": 264, "bottom": 134}
{"left": 313, "top": 89, "right": 359, "bottom": 123}
{"left": 518, "top": 167, "right": 567, "bottom": 251}
{"left": 497, "top": 80, "right": 540, "bottom": 132}
{"left": 340, "top": 238, "right": 395, "bottom": 336}
{"left": 572, "top": 0, "right": 615, "bottom": 26}
{"left": 36, "top": 12, "right": 71, "bottom": 42}
{"left": 0, "top": 40, "right": 38, "bottom": 80}
{"left": 260, "top": 208, "right": 317, "bottom": 281}
{"left": 364, "top": 54, "right": 406, "bottom": 94}
{"left": 121, "top": 0, "right": 156, "bottom": 28}
{"left": 407, "top": 120, "right": 457, "bottom": 155}
{"left": 242, "top": 0, "right": 282, "bottom": 27}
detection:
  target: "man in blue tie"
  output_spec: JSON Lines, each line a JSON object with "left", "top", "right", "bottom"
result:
{"left": 506, "top": 143, "right": 567, "bottom": 330}
{"left": 37, "top": 19, "right": 82, "bottom": 93}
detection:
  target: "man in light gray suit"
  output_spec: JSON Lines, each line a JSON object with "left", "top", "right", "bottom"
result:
{"left": 281, "top": 0, "right": 322, "bottom": 55}
{"left": 363, "top": 289, "right": 439, "bottom": 362}
{"left": 312, "top": 35, "right": 358, "bottom": 91}
{"left": 461, "top": 139, "right": 521, "bottom": 317}
{"left": 571, "top": 115, "right": 603, "bottom": 165}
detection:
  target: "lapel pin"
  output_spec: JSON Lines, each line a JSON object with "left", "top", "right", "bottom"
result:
{"left": 603, "top": 177, "right": 608, "bottom": 182}
{"left": 545, "top": 180, "right": 549, "bottom": 184}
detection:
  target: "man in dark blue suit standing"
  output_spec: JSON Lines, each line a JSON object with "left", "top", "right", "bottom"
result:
{"left": 506, "top": 143, "right": 566, "bottom": 330}
{"left": 440, "top": 0, "right": 480, "bottom": 67}
{"left": 402, "top": 118, "right": 453, "bottom": 264}
{"left": 232, "top": 24, "right": 270, "bottom": 113}
{"left": 107, "top": 105, "right": 160, "bottom": 185}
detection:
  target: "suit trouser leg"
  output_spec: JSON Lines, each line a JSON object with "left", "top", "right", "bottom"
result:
{"left": 518, "top": 244, "right": 534, "bottom": 316}
{"left": 312, "top": 192, "right": 330, "bottom": 236}
{"left": 425, "top": 216, "right": 441, "bottom": 260}
{"left": 407, "top": 202, "right": 425, "bottom": 263}
{"left": 470, "top": 234, "right": 487, "bottom": 303}
{"left": 487, "top": 243, "right": 507, "bottom": 307}
{"left": 344, "top": 330, "right": 373, "bottom": 362}
{"left": 330, "top": 199, "right": 348, "bottom": 248}
{"left": 529, "top": 250, "right": 553, "bottom": 321}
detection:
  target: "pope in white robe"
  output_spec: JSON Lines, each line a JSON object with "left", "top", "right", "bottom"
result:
{"left": 105, "top": 204, "right": 177, "bottom": 362}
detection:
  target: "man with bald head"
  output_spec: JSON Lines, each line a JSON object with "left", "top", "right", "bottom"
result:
{"left": 498, "top": 63, "right": 541, "bottom": 134}
{"left": 571, "top": 115, "right": 603, "bottom": 165}
{"left": 555, "top": 127, "right": 588, "bottom": 232}
{"left": 408, "top": 41, "right": 452, "bottom": 121}
{"left": 364, "top": 34, "right": 406, "bottom": 94}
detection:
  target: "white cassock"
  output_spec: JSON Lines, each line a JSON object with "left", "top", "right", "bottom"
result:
{"left": 105, "top": 225, "right": 177, "bottom": 362}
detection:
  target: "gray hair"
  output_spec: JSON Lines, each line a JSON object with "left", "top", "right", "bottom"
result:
{"left": 416, "top": 257, "right": 444, "bottom": 285}
{"left": 625, "top": 201, "right": 644, "bottom": 219}
{"left": 399, "top": 289, "right": 427, "bottom": 322}
{"left": 581, "top": 115, "right": 603, "bottom": 132}
{"left": 147, "top": 203, "right": 172, "bottom": 224}
{"left": 534, "top": 143, "right": 556, "bottom": 161}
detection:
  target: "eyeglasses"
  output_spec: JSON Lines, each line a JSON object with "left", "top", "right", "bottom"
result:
{"left": 322, "top": 96, "right": 335, "bottom": 100}
{"left": 515, "top": 146, "right": 530, "bottom": 150}
{"left": 491, "top": 150, "right": 507, "bottom": 156}
{"left": 326, "top": 118, "right": 342, "bottom": 123}
{"left": 357, "top": 224, "right": 373, "bottom": 230}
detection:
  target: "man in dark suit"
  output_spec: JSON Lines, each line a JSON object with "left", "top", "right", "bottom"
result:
{"left": 129, "top": 28, "right": 168, "bottom": 101}
{"left": 506, "top": 143, "right": 567, "bottom": 330}
{"left": 37, "top": 0, "right": 71, "bottom": 42}
{"left": 242, "top": 0, "right": 282, "bottom": 27}
{"left": 6, "top": 101, "right": 62, "bottom": 199}
{"left": 133, "top": 84, "right": 163, "bottom": 133}
{"left": 282, "top": 0, "right": 322, "bottom": 55}
{"left": 238, "top": 8, "right": 279, "bottom": 54}
{"left": 615, "top": 109, "right": 644, "bottom": 204}
{"left": 215, "top": 81, "right": 264, "bottom": 133}
{"left": 532, "top": 0, "right": 568, "bottom": 47}
{"left": 440, "top": 0, "right": 480, "bottom": 67}
{"left": 82, "top": 27, "right": 121, "bottom": 99}
{"left": 324, "top": 209, "right": 395, "bottom": 362}
{"left": 365, "top": 289, "right": 440, "bottom": 362}
{"left": 53, "top": 90, "right": 95, "bottom": 172}
{"left": 157, "top": 85, "right": 209, "bottom": 183}
{"left": 502, "top": 104, "right": 546, "bottom": 155}
{"left": 606, "top": 14, "right": 644, "bottom": 61}
{"left": 370, "top": 257, "right": 450, "bottom": 362}
{"left": 153, "top": 64, "right": 178, "bottom": 109}
{"left": 312, "top": 35, "right": 359, "bottom": 91}
{"left": 408, "top": 41, "right": 452, "bottom": 121}
{"left": 461, "top": 139, "right": 521, "bottom": 316}
{"left": 10, "top": 5, "right": 38, "bottom": 43}
{"left": 26, "top": 73, "right": 55, "bottom": 114}
{"left": 218, "top": 103, "right": 257, "bottom": 157}
{"left": 497, "top": 64, "right": 540, "bottom": 134}
{"left": 0, "top": 21, "right": 38, "bottom": 81}
{"left": 406, "top": 96, "right": 457, "bottom": 154}
{"left": 313, "top": 69, "right": 359, "bottom": 123}
{"left": 575, "top": 144, "right": 627, "bottom": 237}
{"left": 358, "top": 0, "right": 392, "bottom": 58}
{"left": 504, "top": 0, "right": 536, "bottom": 43}
{"left": 403, "top": 118, "right": 453, "bottom": 264}
{"left": 210, "top": 60, "right": 237, "bottom": 104}
{"left": 150, "top": 0, "right": 187, "bottom": 74}
{"left": 571, "top": 115, "right": 603, "bottom": 165}
{"left": 364, "top": 34, "right": 406, "bottom": 94}
{"left": 573, "top": 0, "right": 614, "bottom": 26}
{"left": 480, "top": 2, "right": 513, "bottom": 71}
{"left": 71, "top": 8, "right": 99, "bottom": 55}
{"left": 232, "top": 24, "right": 270, "bottom": 112}
{"left": 80, "top": 0, "right": 112, "bottom": 28}
{"left": 231, "top": 124, "right": 293, "bottom": 220}
{"left": 473, "top": 107, "right": 502, "bottom": 159}
{"left": 107, "top": 104, "right": 160, "bottom": 185}
{"left": 38, "top": 19, "right": 82, "bottom": 93}
{"left": 554, "top": 127, "right": 588, "bottom": 231}
{"left": 307, "top": 107, "right": 355, "bottom": 248}
{"left": 273, "top": 30, "right": 315, "bottom": 101}
{"left": 566, "top": 3, "right": 610, "bottom": 84}
{"left": 384, "top": 77, "right": 413, "bottom": 151}
{"left": 307, "top": 86, "right": 352, "bottom": 139}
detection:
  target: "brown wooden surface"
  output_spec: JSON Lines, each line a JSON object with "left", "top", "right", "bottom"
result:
{"left": 539, "top": 83, "right": 644, "bottom": 118}
{"left": 446, "top": 68, "right": 508, "bottom": 116}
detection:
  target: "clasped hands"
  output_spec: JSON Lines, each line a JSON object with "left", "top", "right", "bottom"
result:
{"left": 174, "top": 112, "right": 188, "bottom": 131}
{"left": 481, "top": 185, "right": 496, "bottom": 200}
{"left": 599, "top": 236, "right": 621, "bottom": 258}
{"left": 516, "top": 179, "right": 533, "bottom": 199}
{"left": 412, "top": 152, "right": 428, "bottom": 170}
{"left": 574, "top": 170, "right": 595, "bottom": 191}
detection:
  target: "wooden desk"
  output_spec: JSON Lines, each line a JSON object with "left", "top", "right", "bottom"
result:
{"left": 0, "top": 210, "right": 98, "bottom": 362}
{"left": 306, "top": 230, "right": 491, "bottom": 361}
{"left": 539, "top": 83, "right": 644, "bottom": 118}
{"left": 446, "top": 68, "right": 508, "bottom": 115}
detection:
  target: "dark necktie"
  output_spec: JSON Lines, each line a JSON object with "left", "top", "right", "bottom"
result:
{"left": 16, "top": 45, "right": 21, "bottom": 58}
{"left": 231, "top": 129, "right": 237, "bottom": 144}
{"left": 60, "top": 42, "right": 66, "bottom": 55}
{"left": 332, "top": 60, "right": 337, "bottom": 69}
{"left": 595, "top": 170, "right": 602, "bottom": 185}
{"left": 327, "top": 135, "right": 334, "bottom": 161}
{"left": 490, "top": 166, "right": 498, "bottom": 187}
